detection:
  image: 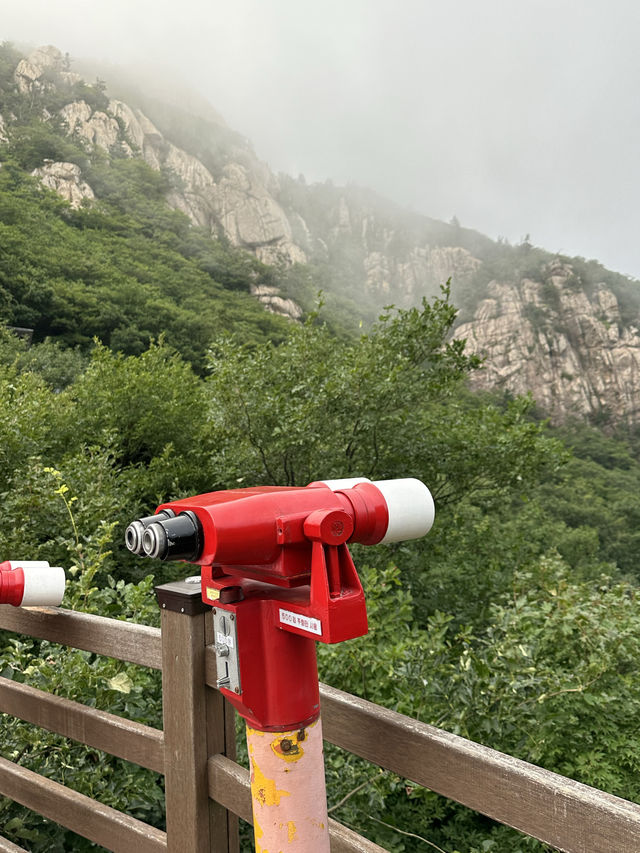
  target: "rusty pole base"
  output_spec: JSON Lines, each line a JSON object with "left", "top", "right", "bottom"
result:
{"left": 247, "top": 716, "right": 330, "bottom": 852}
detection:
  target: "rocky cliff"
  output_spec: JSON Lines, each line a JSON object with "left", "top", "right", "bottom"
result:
{"left": 4, "top": 45, "right": 640, "bottom": 426}
{"left": 7, "top": 47, "right": 482, "bottom": 313}
{"left": 8, "top": 46, "right": 306, "bottom": 317}
{"left": 455, "top": 261, "right": 640, "bottom": 425}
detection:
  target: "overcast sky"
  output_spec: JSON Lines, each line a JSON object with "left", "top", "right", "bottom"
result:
{"left": 4, "top": 0, "right": 640, "bottom": 278}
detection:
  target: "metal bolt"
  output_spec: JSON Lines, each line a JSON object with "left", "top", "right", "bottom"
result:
{"left": 234, "top": 687, "right": 240, "bottom": 694}
{"left": 230, "top": 614, "right": 235, "bottom": 621}
{"left": 280, "top": 739, "right": 292, "bottom": 753}
{"left": 180, "top": 607, "right": 184, "bottom": 613}
{"left": 162, "top": 603, "right": 166, "bottom": 608}
{"left": 212, "top": 608, "right": 216, "bottom": 615}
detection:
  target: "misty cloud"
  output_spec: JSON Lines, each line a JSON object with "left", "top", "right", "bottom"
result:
{"left": 4, "top": 0, "right": 640, "bottom": 278}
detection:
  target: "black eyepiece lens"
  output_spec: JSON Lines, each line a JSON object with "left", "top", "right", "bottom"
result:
{"left": 141, "top": 511, "right": 203, "bottom": 562}
{"left": 125, "top": 509, "right": 176, "bottom": 556}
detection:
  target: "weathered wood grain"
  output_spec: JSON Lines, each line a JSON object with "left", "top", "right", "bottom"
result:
{"left": 207, "top": 754, "right": 389, "bottom": 853}
{"left": 0, "top": 835, "right": 28, "bottom": 853}
{"left": 0, "top": 677, "right": 164, "bottom": 773}
{"left": 320, "top": 683, "right": 640, "bottom": 853}
{"left": 0, "top": 756, "right": 166, "bottom": 853}
{"left": 0, "top": 605, "right": 162, "bottom": 669}
{"left": 161, "top": 605, "right": 211, "bottom": 853}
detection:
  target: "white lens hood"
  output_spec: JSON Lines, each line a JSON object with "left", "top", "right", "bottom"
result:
{"left": 20, "top": 566, "right": 66, "bottom": 606}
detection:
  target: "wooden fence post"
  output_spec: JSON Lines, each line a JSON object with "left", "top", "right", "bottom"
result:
{"left": 157, "top": 580, "right": 238, "bottom": 853}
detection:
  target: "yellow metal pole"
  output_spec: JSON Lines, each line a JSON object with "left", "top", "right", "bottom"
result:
{"left": 246, "top": 716, "right": 330, "bottom": 852}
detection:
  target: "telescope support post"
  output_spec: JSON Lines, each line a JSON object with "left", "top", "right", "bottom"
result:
{"left": 246, "top": 716, "right": 330, "bottom": 852}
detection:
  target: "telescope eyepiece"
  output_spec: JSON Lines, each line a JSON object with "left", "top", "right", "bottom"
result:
{"left": 141, "top": 511, "right": 203, "bottom": 562}
{"left": 125, "top": 510, "right": 176, "bottom": 556}
{"left": 141, "top": 524, "right": 165, "bottom": 560}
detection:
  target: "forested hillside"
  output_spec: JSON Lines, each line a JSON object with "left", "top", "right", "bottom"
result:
{"left": 0, "top": 45, "right": 299, "bottom": 373}
{"left": 3, "top": 41, "right": 640, "bottom": 852}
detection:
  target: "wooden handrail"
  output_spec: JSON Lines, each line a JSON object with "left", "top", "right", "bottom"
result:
{"left": 0, "top": 834, "right": 28, "bottom": 853}
{"left": 205, "top": 647, "right": 640, "bottom": 852}
{"left": 320, "top": 685, "right": 640, "bottom": 853}
{"left": 3, "top": 603, "right": 640, "bottom": 852}
{"left": 0, "top": 756, "right": 167, "bottom": 853}
{"left": 0, "top": 677, "right": 164, "bottom": 773}
{"left": 0, "top": 605, "right": 162, "bottom": 669}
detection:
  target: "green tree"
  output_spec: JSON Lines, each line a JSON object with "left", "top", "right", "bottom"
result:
{"left": 205, "top": 286, "right": 557, "bottom": 497}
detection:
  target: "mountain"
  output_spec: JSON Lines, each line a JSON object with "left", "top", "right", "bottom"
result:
{"left": 2, "top": 44, "right": 640, "bottom": 424}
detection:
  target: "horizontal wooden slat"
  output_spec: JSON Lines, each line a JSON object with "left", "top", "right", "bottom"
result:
{"left": 207, "top": 754, "right": 388, "bottom": 853}
{"left": 0, "top": 756, "right": 166, "bottom": 853}
{"left": 0, "top": 835, "right": 28, "bottom": 853}
{"left": 0, "top": 606, "right": 162, "bottom": 669}
{"left": 207, "top": 755, "right": 250, "bottom": 823}
{"left": 320, "top": 684, "right": 640, "bottom": 853}
{"left": 0, "top": 677, "right": 164, "bottom": 774}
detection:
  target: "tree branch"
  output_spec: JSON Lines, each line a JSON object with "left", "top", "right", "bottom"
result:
{"left": 327, "top": 773, "right": 379, "bottom": 814}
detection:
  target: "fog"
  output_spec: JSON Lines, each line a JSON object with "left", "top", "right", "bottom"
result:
{"left": 4, "top": 0, "right": 640, "bottom": 278}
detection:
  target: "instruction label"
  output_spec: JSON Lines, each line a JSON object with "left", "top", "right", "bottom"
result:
{"left": 279, "top": 608, "right": 322, "bottom": 636}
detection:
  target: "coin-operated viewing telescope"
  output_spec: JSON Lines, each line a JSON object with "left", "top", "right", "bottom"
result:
{"left": 126, "top": 477, "right": 434, "bottom": 852}
{"left": 0, "top": 561, "right": 66, "bottom": 607}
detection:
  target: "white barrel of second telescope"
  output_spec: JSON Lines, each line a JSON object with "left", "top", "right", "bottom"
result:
{"left": 20, "top": 566, "right": 66, "bottom": 606}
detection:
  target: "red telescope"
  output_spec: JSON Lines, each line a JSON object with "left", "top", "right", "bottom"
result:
{"left": 127, "top": 477, "right": 434, "bottom": 730}
{"left": 127, "top": 477, "right": 433, "bottom": 583}
{"left": 0, "top": 561, "right": 66, "bottom": 607}
{"left": 128, "top": 478, "right": 434, "bottom": 852}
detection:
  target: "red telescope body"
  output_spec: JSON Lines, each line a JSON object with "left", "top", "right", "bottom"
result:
{"left": 127, "top": 478, "right": 434, "bottom": 730}
{"left": 0, "top": 561, "right": 66, "bottom": 607}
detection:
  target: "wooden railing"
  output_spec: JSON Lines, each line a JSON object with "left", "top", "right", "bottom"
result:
{"left": 1, "top": 580, "right": 640, "bottom": 853}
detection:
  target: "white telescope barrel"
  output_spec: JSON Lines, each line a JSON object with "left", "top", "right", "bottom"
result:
{"left": 370, "top": 478, "right": 435, "bottom": 543}
{"left": 318, "top": 477, "right": 371, "bottom": 490}
{"left": 20, "top": 566, "right": 66, "bottom": 606}
{"left": 318, "top": 476, "right": 435, "bottom": 543}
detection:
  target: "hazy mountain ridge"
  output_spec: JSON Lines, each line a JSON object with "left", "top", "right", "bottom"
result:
{"left": 3, "top": 44, "right": 640, "bottom": 425}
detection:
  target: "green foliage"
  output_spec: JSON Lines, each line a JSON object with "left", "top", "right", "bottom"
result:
{"left": 208, "top": 282, "right": 556, "bottom": 492}
{"left": 4, "top": 278, "right": 633, "bottom": 850}
{"left": 320, "top": 556, "right": 640, "bottom": 851}
{"left": 0, "top": 160, "right": 289, "bottom": 372}
{"left": 0, "top": 469, "right": 163, "bottom": 852}
{"left": 8, "top": 118, "right": 90, "bottom": 172}
{"left": 0, "top": 40, "right": 290, "bottom": 375}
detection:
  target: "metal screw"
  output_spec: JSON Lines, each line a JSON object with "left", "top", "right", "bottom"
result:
{"left": 230, "top": 614, "right": 235, "bottom": 621}
{"left": 280, "top": 739, "right": 292, "bottom": 753}
{"left": 212, "top": 608, "right": 216, "bottom": 615}
{"left": 180, "top": 607, "right": 184, "bottom": 613}
{"left": 162, "top": 603, "right": 166, "bottom": 608}
{"left": 234, "top": 687, "right": 240, "bottom": 694}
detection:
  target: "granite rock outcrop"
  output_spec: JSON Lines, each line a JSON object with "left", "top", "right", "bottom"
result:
{"left": 455, "top": 264, "right": 640, "bottom": 425}
{"left": 31, "top": 161, "right": 95, "bottom": 208}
